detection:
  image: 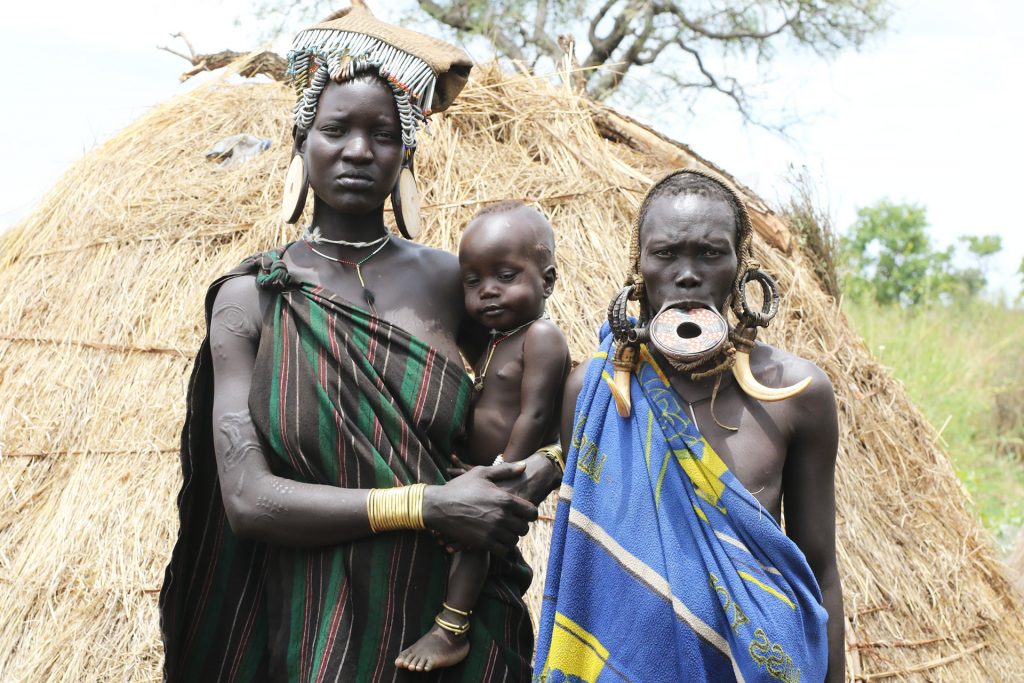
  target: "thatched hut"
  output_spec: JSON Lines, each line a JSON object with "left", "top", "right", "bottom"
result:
{"left": 1010, "top": 531, "right": 1024, "bottom": 596}
{"left": 1, "top": 57, "right": 1022, "bottom": 681}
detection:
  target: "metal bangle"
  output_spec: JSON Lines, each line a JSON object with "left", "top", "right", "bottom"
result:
{"left": 366, "top": 483, "right": 427, "bottom": 533}
{"left": 538, "top": 444, "right": 564, "bottom": 473}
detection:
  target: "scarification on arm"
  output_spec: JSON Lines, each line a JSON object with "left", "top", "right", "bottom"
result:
{"left": 256, "top": 496, "right": 287, "bottom": 516}
{"left": 255, "top": 480, "right": 294, "bottom": 522}
{"left": 218, "top": 410, "right": 264, "bottom": 471}
{"left": 212, "top": 301, "right": 259, "bottom": 340}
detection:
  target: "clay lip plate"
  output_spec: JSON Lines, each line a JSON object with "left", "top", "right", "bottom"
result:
{"left": 649, "top": 307, "right": 728, "bottom": 360}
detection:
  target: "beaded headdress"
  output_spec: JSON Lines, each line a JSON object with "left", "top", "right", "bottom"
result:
{"left": 286, "top": 6, "right": 473, "bottom": 149}
{"left": 280, "top": 6, "right": 472, "bottom": 236}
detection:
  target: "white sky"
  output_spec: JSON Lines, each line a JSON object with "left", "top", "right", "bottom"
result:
{"left": 2, "top": 0, "right": 1020, "bottom": 296}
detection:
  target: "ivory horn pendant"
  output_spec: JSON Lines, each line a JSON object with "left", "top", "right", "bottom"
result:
{"left": 731, "top": 351, "right": 812, "bottom": 401}
{"left": 611, "top": 345, "right": 637, "bottom": 418}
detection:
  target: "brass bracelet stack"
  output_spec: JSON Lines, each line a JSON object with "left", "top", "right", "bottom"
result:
{"left": 366, "top": 483, "right": 427, "bottom": 533}
{"left": 538, "top": 444, "right": 564, "bottom": 473}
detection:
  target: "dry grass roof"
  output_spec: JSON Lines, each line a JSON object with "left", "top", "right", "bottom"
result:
{"left": 1, "top": 59, "right": 1022, "bottom": 681}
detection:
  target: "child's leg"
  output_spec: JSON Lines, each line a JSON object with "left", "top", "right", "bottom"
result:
{"left": 395, "top": 550, "right": 490, "bottom": 672}
{"left": 444, "top": 548, "right": 491, "bottom": 613}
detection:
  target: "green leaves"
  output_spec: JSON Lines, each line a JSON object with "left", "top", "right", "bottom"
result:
{"left": 839, "top": 200, "right": 1003, "bottom": 307}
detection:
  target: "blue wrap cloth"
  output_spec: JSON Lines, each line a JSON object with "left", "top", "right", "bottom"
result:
{"left": 534, "top": 325, "right": 827, "bottom": 683}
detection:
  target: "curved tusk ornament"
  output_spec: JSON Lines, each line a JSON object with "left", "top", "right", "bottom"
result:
{"left": 731, "top": 351, "right": 811, "bottom": 401}
{"left": 610, "top": 345, "right": 636, "bottom": 417}
{"left": 729, "top": 268, "right": 811, "bottom": 401}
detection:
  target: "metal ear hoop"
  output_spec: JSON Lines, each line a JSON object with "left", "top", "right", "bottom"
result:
{"left": 608, "top": 286, "right": 636, "bottom": 343}
{"left": 737, "top": 269, "right": 780, "bottom": 328}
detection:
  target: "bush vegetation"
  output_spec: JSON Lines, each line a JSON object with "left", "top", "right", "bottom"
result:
{"left": 784, "top": 186, "right": 1023, "bottom": 547}
{"left": 842, "top": 299, "right": 1024, "bottom": 547}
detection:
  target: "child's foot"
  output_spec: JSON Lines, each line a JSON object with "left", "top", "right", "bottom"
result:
{"left": 395, "top": 610, "right": 470, "bottom": 672}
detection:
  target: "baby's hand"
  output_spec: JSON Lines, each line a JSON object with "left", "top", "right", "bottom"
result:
{"left": 446, "top": 452, "right": 472, "bottom": 478}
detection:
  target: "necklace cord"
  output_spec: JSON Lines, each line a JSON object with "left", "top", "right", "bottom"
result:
{"left": 302, "top": 225, "right": 390, "bottom": 249}
{"left": 473, "top": 316, "right": 543, "bottom": 392}
{"left": 304, "top": 236, "right": 392, "bottom": 313}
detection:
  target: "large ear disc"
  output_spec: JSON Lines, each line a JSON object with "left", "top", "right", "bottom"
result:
{"left": 392, "top": 166, "right": 421, "bottom": 239}
{"left": 281, "top": 154, "right": 309, "bottom": 224}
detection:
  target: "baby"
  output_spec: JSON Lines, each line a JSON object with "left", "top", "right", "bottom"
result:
{"left": 396, "top": 201, "right": 571, "bottom": 672}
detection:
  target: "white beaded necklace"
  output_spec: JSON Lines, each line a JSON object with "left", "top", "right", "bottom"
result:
{"left": 304, "top": 235, "right": 392, "bottom": 312}
{"left": 302, "top": 225, "right": 390, "bottom": 249}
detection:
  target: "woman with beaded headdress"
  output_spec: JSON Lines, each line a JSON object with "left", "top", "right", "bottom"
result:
{"left": 533, "top": 169, "right": 844, "bottom": 682}
{"left": 159, "top": 7, "right": 558, "bottom": 681}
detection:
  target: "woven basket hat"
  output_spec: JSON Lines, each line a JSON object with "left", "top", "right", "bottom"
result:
{"left": 288, "top": 5, "right": 473, "bottom": 133}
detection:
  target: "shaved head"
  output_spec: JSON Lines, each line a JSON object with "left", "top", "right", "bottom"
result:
{"left": 467, "top": 201, "right": 555, "bottom": 269}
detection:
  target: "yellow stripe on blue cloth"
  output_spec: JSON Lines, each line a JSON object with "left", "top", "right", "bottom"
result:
{"left": 738, "top": 571, "right": 796, "bottom": 609}
{"left": 541, "top": 612, "right": 610, "bottom": 683}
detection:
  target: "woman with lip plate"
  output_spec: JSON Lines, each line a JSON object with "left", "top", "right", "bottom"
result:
{"left": 159, "top": 8, "right": 560, "bottom": 682}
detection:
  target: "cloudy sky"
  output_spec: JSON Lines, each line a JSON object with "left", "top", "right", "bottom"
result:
{"left": 2, "top": 0, "right": 1020, "bottom": 296}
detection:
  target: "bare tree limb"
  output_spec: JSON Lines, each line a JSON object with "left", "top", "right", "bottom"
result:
{"left": 657, "top": 2, "right": 797, "bottom": 42}
{"left": 418, "top": 0, "right": 529, "bottom": 62}
{"left": 583, "top": 0, "right": 642, "bottom": 71}
{"left": 157, "top": 32, "right": 198, "bottom": 63}
{"left": 158, "top": 34, "right": 287, "bottom": 82}
{"left": 531, "top": 0, "right": 563, "bottom": 62}
{"left": 586, "top": 0, "right": 618, "bottom": 49}
{"left": 239, "top": 0, "right": 892, "bottom": 130}
{"left": 586, "top": 6, "right": 656, "bottom": 99}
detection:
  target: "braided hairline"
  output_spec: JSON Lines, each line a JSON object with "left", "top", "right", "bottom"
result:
{"left": 292, "top": 58, "right": 425, "bottom": 150}
{"left": 628, "top": 168, "right": 756, "bottom": 318}
{"left": 626, "top": 168, "right": 762, "bottom": 380}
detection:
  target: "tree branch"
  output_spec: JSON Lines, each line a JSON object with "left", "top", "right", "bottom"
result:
{"left": 583, "top": 0, "right": 637, "bottom": 69}
{"left": 656, "top": 2, "right": 797, "bottom": 41}
{"left": 586, "top": 7, "right": 656, "bottom": 99}
{"left": 157, "top": 33, "right": 287, "bottom": 82}
{"left": 401, "top": 0, "right": 891, "bottom": 127}
{"left": 676, "top": 40, "right": 755, "bottom": 123}
{"left": 417, "top": 0, "right": 528, "bottom": 62}
{"left": 531, "top": 0, "right": 563, "bottom": 62}
{"left": 586, "top": 0, "right": 618, "bottom": 49}
{"left": 157, "top": 32, "right": 198, "bottom": 62}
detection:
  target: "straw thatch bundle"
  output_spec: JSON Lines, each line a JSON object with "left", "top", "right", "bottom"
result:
{"left": 1010, "top": 530, "right": 1024, "bottom": 595}
{"left": 1, "top": 59, "right": 1022, "bottom": 681}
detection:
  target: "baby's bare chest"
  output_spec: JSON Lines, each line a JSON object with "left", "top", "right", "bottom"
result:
{"left": 474, "top": 341, "right": 525, "bottom": 407}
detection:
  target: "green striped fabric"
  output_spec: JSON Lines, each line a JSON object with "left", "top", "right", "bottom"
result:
{"left": 161, "top": 247, "right": 533, "bottom": 682}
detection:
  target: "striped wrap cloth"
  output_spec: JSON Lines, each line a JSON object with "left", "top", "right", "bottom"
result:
{"left": 161, "top": 247, "right": 533, "bottom": 682}
{"left": 533, "top": 324, "right": 827, "bottom": 683}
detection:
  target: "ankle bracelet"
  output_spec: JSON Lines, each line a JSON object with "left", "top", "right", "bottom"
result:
{"left": 434, "top": 602, "right": 471, "bottom": 636}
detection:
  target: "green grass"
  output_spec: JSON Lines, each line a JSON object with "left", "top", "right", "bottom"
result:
{"left": 843, "top": 299, "right": 1024, "bottom": 548}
